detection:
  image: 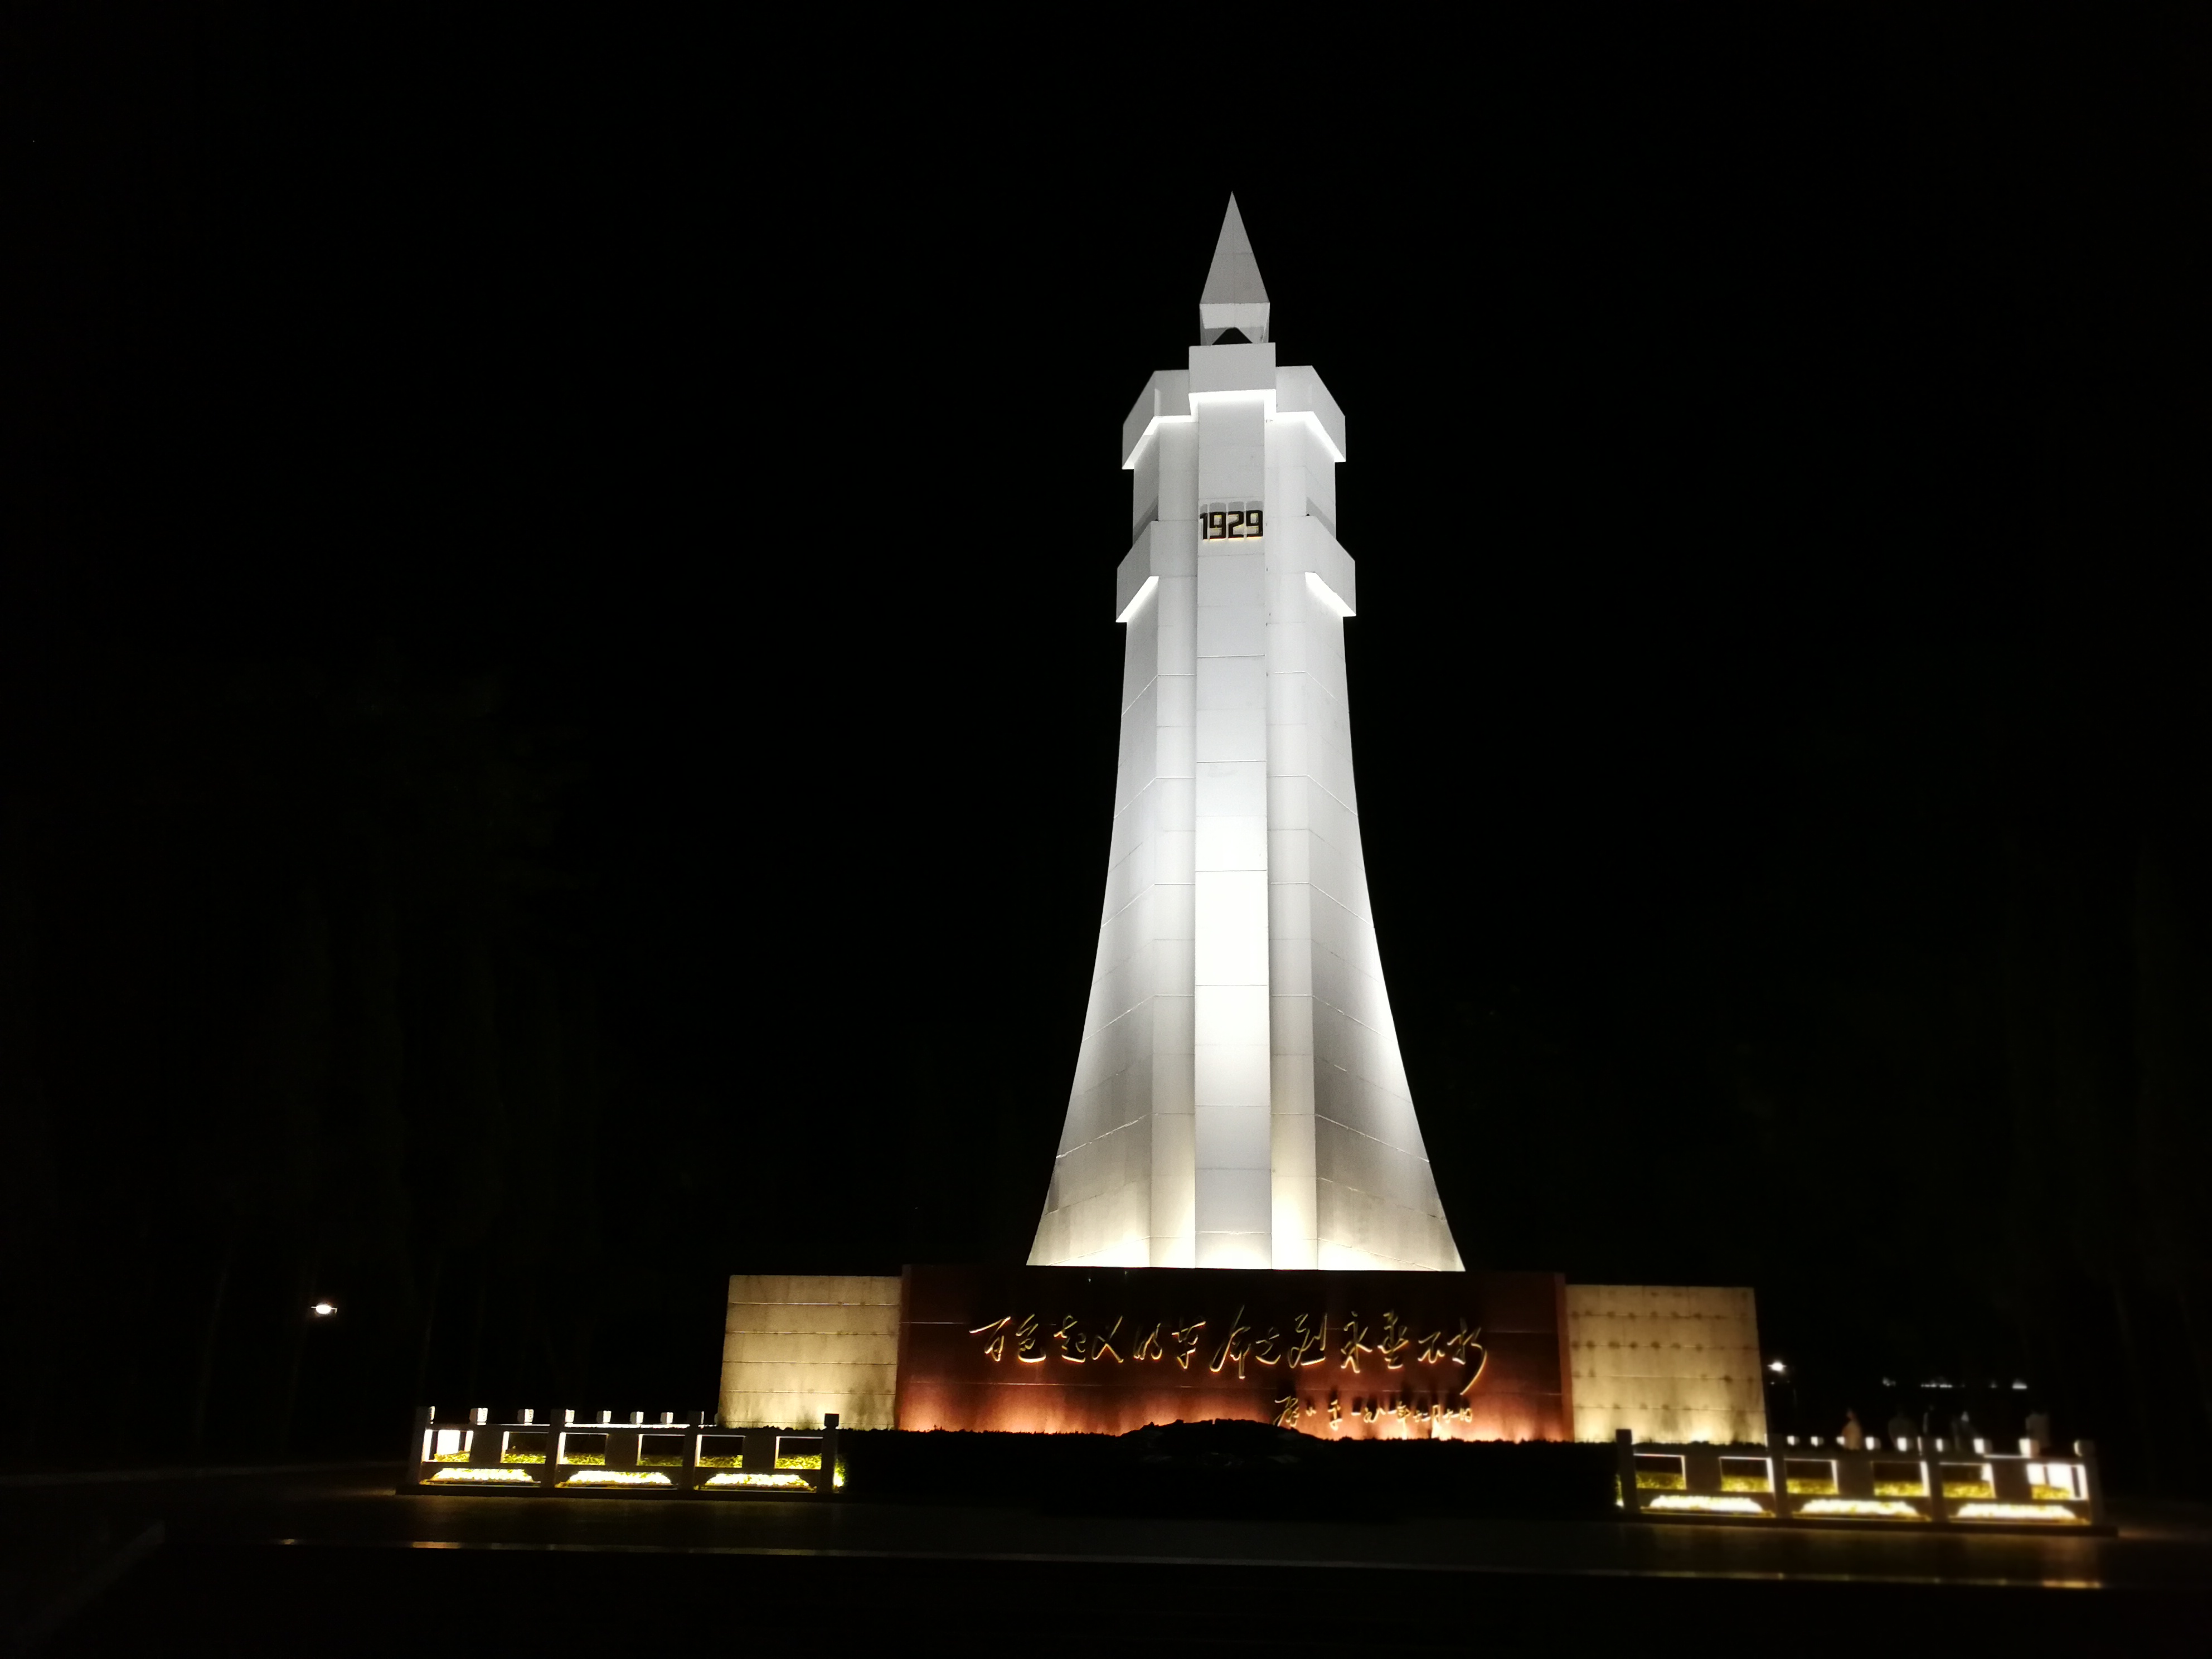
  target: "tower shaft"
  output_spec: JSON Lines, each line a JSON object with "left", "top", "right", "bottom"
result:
{"left": 1032, "top": 318, "right": 1462, "bottom": 1273}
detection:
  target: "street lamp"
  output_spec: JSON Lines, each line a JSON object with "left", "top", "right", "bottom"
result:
{"left": 1765, "top": 1359, "right": 1798, "bottom": 1433}
{"left": 310, "top": 1302, "right": 337, "bottom": 1318}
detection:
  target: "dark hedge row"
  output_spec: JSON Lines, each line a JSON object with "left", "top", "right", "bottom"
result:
{"left": 839, "top": 1422, "right": 1619, "bottom": 1520}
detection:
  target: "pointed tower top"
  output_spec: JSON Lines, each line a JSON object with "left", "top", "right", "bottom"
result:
{"left": 1199, "top": 195, "right": 1270, "bottom": 345}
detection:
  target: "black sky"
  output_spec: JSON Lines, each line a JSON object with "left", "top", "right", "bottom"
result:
{"left": 6, "top": 9, "right": 2210, "bottom": 1473}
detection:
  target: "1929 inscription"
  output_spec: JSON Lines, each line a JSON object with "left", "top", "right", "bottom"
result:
{"left": 1200, "top": 501, "right": 1264, "bottom": 540}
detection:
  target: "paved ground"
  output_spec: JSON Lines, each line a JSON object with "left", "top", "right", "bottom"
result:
{"left": 7, "top": 1464, "right": 2208, "bottom": 1655}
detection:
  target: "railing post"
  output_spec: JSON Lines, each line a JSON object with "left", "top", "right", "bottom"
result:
{"left": 2077, "top": 1440, "right": 2106, "bottom": 1528}
{"left": 468, "top": 1407, "right": 498, "bottom": 1467}
{"left": 1923, "top": 1438, "right": 1951, "bottom": 1529}
{"left": 610, "top": 1413, "right": 641, "bottom": 1473}
{"left": 1614, "top": 1429, "right": 1642, "bottom": 1519}
{"left": 681, "top": 1412, "right": 702, "bottom": 1493}
{"left": 1684, "top": 1443, "right": 1720, "bottom": 1504}
{"left": 1836, "top": 1446, "right": 1874, "bottom": 1501}
{"left": 823, "top": 1413, "right": 840, "bottom": 1496}
{"left": 540, "top": 1408, "right": 565, "bottom": 1491}
{"left": 407, "top": 1405, "right": 432, "bottom": 1487}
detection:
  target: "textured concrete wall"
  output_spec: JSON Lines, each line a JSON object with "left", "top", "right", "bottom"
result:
{"left": 1564, "top": 1284, "right": 1768, "bottom": 1445}
{"left": 717, "top": 1275, "right": 901, "bottom": 1430}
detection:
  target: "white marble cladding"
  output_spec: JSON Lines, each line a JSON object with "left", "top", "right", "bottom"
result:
{"left": 719, "top": 1274, "right": 901, "bottom": 1430}
{"left": 1032, "top": 329, "right": 1460, "bottom": 1273}
{"left": 1564, "top": 1284, "right": 1770, "bottom": 1446}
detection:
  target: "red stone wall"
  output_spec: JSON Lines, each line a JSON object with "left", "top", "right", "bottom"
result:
{"left": 895, "top": 1265, "right": 1571, "bottom": 1440}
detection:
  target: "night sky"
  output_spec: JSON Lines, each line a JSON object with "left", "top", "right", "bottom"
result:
{"left": 6, "top": 11, "right": 2209, "bottom": 1483}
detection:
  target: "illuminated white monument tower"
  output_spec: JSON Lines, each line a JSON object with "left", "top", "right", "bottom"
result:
{"left": 1032, "top": 198, "right": 1463, "bottom": 1273}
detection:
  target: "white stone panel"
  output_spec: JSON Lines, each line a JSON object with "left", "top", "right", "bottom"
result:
{"left": 1194, "top": 1100, "right": 1269, "bottom": 1167}
{"left": 1193, "top": 872, "right": 1269, "bottom": 985}
{"left": 1195, "top": 652, "right": 1265, "bottom": 709}
{"left": 1189, "top": 342, "right": 1278, "bottom": 397}
{"left": 1196, "top": 398, "right": 1265, "bottom": 502}
{"left": 1195, "top": 761, "right": 1267, "bottom": 819}
{"left": 1196, "top": 550, "right": 1265, "bottom": 610}
{"left": 1195, "top": 710, "right": 1266, "bottom": 765}
{"left": 1194, "top": 816, "right": 1267, "bottom": 872}
{"left": 1195, "top": 603, "right": 1266, "bottom": 659}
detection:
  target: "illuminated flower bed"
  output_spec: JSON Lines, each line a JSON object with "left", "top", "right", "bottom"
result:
{"left": 1953, "top": 1502, "right": 2085, "bottom": 1525}
{"left": 428, "top": 1467, "right": 539, "bottom": 1486}
{"left": 1797, "top": 1498, "right": 1924, "bottom": 1520}
{"left": 702, "top": 1472, "right": 813, "bottom": 1491}
{"left": 1645, "top": 1494, "right": 1767, "bottom": 1516}
{"left": 501, "top": 1452, "right": 546, "bottom": 1465}
{"left": 557, "top": 1469, "right": 675, "bottom": 1489}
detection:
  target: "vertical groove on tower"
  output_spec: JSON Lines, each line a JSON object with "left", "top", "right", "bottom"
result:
{"left": 1149, "top": 429, "right": 1198, "bottom": 1265}
{"left": 1192, "top": 399, "right": 1273, "bottom": 1268}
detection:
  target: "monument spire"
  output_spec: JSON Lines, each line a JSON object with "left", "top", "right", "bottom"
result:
{"left": 1199, "top": 194, "right": 1270, "bottom": 345}
{"left": 1031, "top": 203, "right": 1463, "bottom": 1274}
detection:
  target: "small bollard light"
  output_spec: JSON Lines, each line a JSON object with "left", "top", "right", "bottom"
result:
{"left": 311, "top": 1302, "right": 337, "bottom": 1317}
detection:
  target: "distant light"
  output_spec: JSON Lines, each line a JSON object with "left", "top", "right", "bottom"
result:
{"left": 311, "top": 1302, "right": 337, "bottom": 1317}
{"left": 1881, "top": 1377, "right": 1896, "bottom": 1388}
{"left": 1767, "top": 1360, "right": 1788, "bottom": 1375}
{"left": 2012, "top": 1380, "right": 2029, "bottom": 1391}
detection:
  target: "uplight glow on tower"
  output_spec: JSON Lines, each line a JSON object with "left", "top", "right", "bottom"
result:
{"left": 1031, "top": 198, "right": 1463, "bottom": 1274}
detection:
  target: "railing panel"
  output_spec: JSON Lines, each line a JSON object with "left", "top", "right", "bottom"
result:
{"left": 407, "top": 1407, "right": 840, "bottom": 1497}
{"left": 1613, "top": 1430, "right": 2105, "bottom": 1530}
